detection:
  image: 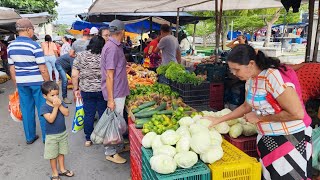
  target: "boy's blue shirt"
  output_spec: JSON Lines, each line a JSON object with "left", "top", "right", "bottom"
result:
{"left": 40, "top": 102, "right": 68, "bottom": 135}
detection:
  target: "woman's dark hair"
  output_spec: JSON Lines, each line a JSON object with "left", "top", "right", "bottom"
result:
{"left": 86, "top": 35, "right": 105, "bottom": 54}
{"left": 62, "top": 36, "right": 69, "bottom": 42}
{"left": 41, "top": 81, "right": 59, "bottom": 95}
{"left": 44, "top": 35, "right": 52, "bottom": 49}
{"left": 181, "top": 33, "right": 187, "bottom": 39}
{"left": 98, "top": 26, "right": 109, "bottom": 37}
{"left": 227, "top": 44, "right": 285, "bottom": 71}
{"left": 238, "top": 35, "right": 248, "bottom": 44}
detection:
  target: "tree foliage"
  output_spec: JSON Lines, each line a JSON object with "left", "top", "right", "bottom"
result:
{"left": 55, "top": 24, "right": 69, "bottom": 36}
{"left": 0, "top": 0, "right": 59, "bottom": 22}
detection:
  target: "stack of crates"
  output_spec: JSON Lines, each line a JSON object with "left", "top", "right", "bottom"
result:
{"left": 129, "top": 124, "right": 144, "bottom": 180}
{"left": 209, "top": 140, "right": 261, "bottom": 179}
{"left": 224, "top": 134, "right": 258, "bottom": 158}
{"left": 141, "top": 147, "right": 211, "bottom": 180}
{"left": 170, "top": 81, "right": 210, "bottom": 108}
{"left": 209, "top": 83, "right": 224, "bottom": 110}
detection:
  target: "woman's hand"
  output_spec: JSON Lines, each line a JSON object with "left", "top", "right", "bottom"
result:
{"left": 244, "top": 112, "right": 260, "bottom": 124}
{"left": 202, "top": 116, "right": 223, "bottom": 128}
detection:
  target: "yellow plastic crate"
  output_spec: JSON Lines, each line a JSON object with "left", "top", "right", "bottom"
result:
{"left": 209, "top": 140, "right": 262, "bottom": 180}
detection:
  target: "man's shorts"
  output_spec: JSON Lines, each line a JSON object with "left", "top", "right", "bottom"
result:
{"left": 44, "top": 131, "right": 69, "bottom": 159}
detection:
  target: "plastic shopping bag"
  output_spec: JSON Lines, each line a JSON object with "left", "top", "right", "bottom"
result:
{"left": 91, "top": 108, "right": 113, "bottom": 144}
{"left": 103, "top": 110, "right": 127, "bottom": 146}
{"left": 71, "top": 97, "right": 84, "bottom": 133}
{"left": 8, "top": 91, "right": 23, "bottom": 122}
{"left": 312, "top": 127, "right": 320, "bottom": 170}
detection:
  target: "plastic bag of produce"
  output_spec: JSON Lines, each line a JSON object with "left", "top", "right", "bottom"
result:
{"left": 142, "top": 132, "right": 157, "bottom": 148}
{"left": 229, "top": 123, "right": 243, "bottom": 138}
{"left": 153, "top": 145, "right": 177, "bottom": 157}
{"left": 161, "top": 130, "right": 180, "bottom": 145}
{"left": 8, "top": 91, "right": 22, "bottom": 122}
{"left": 91, "top": 108, "right": 112, "bottom": 144}
{"left": 200, "top": 145, "right": 224, "bottom": 164}
{"left": 174, "top": 151, "right": 198, "bottom": 168}
{"left": 176, "top": 137, "right": 190, "bottom": 153}
{"left": 102, "top": 109, "right": 127, "bottom": 145}
{"left": 190, "top": 131, "right": 211, "bottom": 154}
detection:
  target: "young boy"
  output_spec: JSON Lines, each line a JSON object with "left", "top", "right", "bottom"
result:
{"left": 40, "top": 81, "right": 74, "bottom": 180}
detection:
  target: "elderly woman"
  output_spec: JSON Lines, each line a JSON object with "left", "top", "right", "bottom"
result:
{"left": 72, "top": 36, "right": 107, "bottom": 147}
{"left": 204, "top": 44, "right": 312, "bottom": 180}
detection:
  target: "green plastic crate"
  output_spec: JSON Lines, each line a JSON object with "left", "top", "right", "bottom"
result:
{"left": 142, "top": 147, "right": 211, "bottom": 180}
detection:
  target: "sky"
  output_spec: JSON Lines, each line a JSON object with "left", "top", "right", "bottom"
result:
{"left": 55, "top": 0, "right": 93, "bottom": 25}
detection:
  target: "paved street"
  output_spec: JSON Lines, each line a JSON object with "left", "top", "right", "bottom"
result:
{"left": 0, "top": 80, "right": 130, "bottom": 180}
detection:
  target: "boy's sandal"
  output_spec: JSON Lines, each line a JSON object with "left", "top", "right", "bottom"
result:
{"left": 50, "top": 176, "right": 61, "bottom": 180}
{"left": 59, "top": 170, "right": 74, "bottom": 177}
{"left": 84, "top": 141, "right": 92, "bottom": 147}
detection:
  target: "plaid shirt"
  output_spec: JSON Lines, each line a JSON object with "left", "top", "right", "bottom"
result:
{"left": 246, "top": 68, "right": 307, "bottom": 136}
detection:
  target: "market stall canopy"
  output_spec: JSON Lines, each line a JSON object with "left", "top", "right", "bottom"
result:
{"left": 78, "top": 12, "right": 210, "bottom": 25}
{"left": 0, "top": 7, "right": 21, "bottom": 24}
{"left": 88, "top": 0, "right": 299, "bottom": 13}
{"left": 72, "top": 19, "right": 163, "bottom": 34}
{"left": 21, "top": 12, "right": 51, "bottom": 25}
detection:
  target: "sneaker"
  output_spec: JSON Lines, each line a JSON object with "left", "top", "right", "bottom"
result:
{"left": 106, "top": 154, "right": 127, "bottom": 164}
{"left": 63, "top": 98, "right": 72, "bottom": 104}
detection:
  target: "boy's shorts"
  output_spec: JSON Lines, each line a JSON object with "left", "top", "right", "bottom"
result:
{"left": 44, "top": 131, "right": 69, "bottom": 160}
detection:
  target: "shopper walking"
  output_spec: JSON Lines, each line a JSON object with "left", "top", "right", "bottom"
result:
{"left": 60, "top": 36, "right": 71, "bottom": 56}
{"left": 72, "top": 36, "right": 107, "bottom": 147}
{"left": 8, "top": 18, "right": 50, "bottom": 144}
{"left": 41, "top": 35, "right": 59, "bottom": 82}
{"left": 101, "top": 20, "right": 130, "bottom": 164}
{"left": 203, "top": 44, "right": 312, "bottom": 180}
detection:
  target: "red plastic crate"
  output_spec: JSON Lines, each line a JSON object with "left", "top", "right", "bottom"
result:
{"left": 128, "top": 116, "right": 133, "bottom": 125}
{"left": 223, "top": 134, "right": 258, "bottom": 157}
{"left": 209, "top": 100, "right": 224, "bottom": 110}
{"left": 210, "top": 83, "right": 224, "bottom": 95}
{"left": 129, "top": 124, "right": 144, "bottom": 174}
{"left": 130, "top": 154, "right": 142, "bottom": 180}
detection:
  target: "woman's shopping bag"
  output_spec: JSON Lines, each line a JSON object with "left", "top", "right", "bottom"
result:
{"left": 8, "top": 91, "right": 22, "bottom": 122}
{"left": 103, "top": 111, "right": 127, "bottom": 146}
{"left": 71, "top": 97, "right": 84, "bottom": 133}
{"left": 91, "top": 108, "right": 113, "bottom": 144}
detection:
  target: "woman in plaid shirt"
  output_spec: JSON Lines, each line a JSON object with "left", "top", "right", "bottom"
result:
{"left": 204, "top": 44, "right": 312, "bottom": 180}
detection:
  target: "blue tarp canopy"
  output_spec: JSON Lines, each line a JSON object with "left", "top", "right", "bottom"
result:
{"left": 72, "top": 19, "right": 161, "bottom": 34}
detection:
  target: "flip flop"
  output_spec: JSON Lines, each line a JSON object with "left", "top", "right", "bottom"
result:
{"left": 50, "top": 176, "right": 61, "bottom": 180}
{"left": 59, "top": 170, "right": 74, "bottom": 177}
{"left": 26, "top": 135, "right": 39, "bottom": 144}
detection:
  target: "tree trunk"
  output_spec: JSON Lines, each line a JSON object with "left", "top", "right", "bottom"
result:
{"left": 221, "top": 19, "right": 228, "bottom": 50}
{"left": 203, "top": 35, "right": 207, "bottom": 47}
{"left": 263, "top": 8, "right": 281, "bottom": 47}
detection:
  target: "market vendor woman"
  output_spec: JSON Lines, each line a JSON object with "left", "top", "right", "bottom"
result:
{"left": 204, "top": 44, "right": 312, "bottom": 179}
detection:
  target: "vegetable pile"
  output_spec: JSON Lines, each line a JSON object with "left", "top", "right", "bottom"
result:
{"left": 202, "top": 108, "right": 258, "bottom": 138}
{"left": 156, "top": 62, "right": 205, "bottom": 85}
{"left": 142, "top": 112, "right": 224, "bottom": 174}
{"left": 127, "top": 63, "right": 157, "bottom": 89}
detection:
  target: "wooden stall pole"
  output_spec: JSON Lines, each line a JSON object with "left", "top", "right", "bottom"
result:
{"left": 215, "top": 0, "right": 220, "bottom": 61}
{"left": 305, "top": 0, "right": 315, "bottom": 62}
{"left": 176, "top": 8, "right": 180, "bottom": 38}
{"left": 312, "top": 2, "right": 320, "bottom": 62}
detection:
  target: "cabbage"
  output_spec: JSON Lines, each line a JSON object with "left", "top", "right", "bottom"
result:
{"left": 153, "top": 145, "right": 177, "bottom": 157}
{"left": 200, "top": 145, "right": 224, "bottom": 164}
{"left": 201, "top": 111, "right": 216, "bottom": 116}
{"left": 176, "top": 125, "right": 191, "bottom": 138}
{"left": 242, "top": 123, "right": 257, "bottom": 136}
{"left": 238, "top": 117, "right": 247, "bottom": 124}
{"left": 219, "top": 108, "right": 232, "bottom": 116}
{"left": 176, "top": 137, "right": 190, "bottom": 153}
{"left": 190, "top": 132, "right": 211, "bottom": 154}
{"left": 152, "top": 135, "right": 164, "bottom": 150}
{"left": 142, "top": 132, "right": 157, "bottom": 148}
{"left": 226, "top": 119, "right": 238, "bottom": 126}
{"left": 209, "top": 129, "right": 223, "bottom": 146}
{"left": 150, "top": 155, "right": 177, "bottom": 174}
{"left": 229, "top": 123, "right": 243, "bottom": 138}
{"left": 189, "top": 124, "right": 209, "bottom": 135}
{"left": 196, "top": 118, "right": 212, "bottom": 128}
{"left": 161, "top": 130, "right": 180, "bottom": 145}
{"left": 174, "top": 151, "right": 198, "bottom": 168}
{"left": 192, "top": 115, "right": 203, "bottom": 121}
{"left": 178, "top": 117, "right": 195, "bottom": 126}
{"left": 214, "top": 122, "right": 230, "bottom": 134}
